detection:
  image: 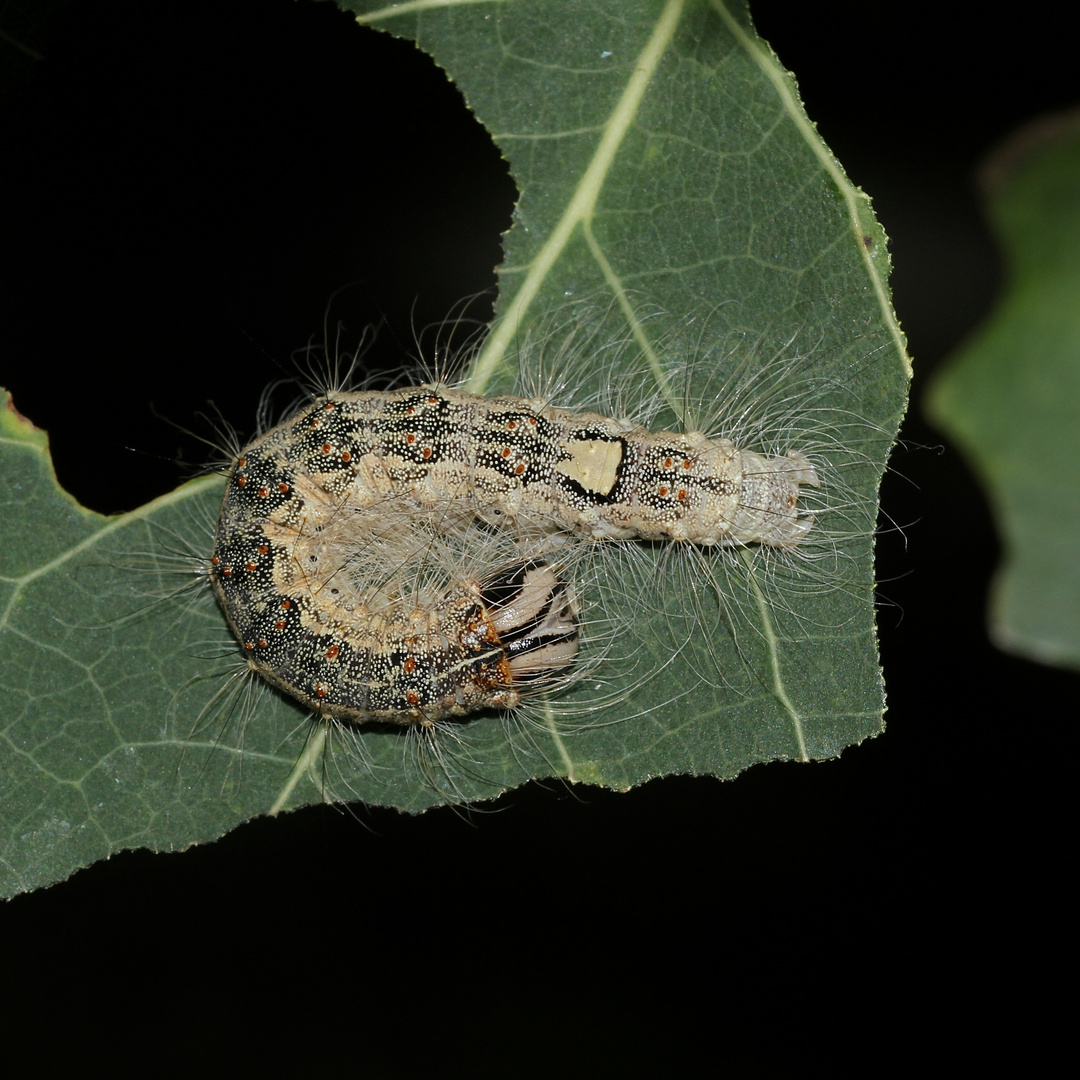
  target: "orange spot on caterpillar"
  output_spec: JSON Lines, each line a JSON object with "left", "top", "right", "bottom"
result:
{"left": 322, "top": 443, "right": 332, "bottom": 454}
{"left": 258, "top": 487, "right": 269, "bottom": 498}
{"left": 406, "top": 691, "right": 420, "bottom": 706}
{"left": 245, "top": 561, "right": 257, "bottom": 572}
{"left": 275, "top": 619, "right": 286, "bottom": 630}
{"left": 325, "top": 645, "right": 340, "bottom": 660}
{"left": 237, "top": 476, "right": 248, "bottom": 487}
{"left": 258, "top": 545, "right": 269, "bottom": 555}
{"left": 404, "top": 656, "right": 416, "bottom": 674}
{"left": 514, "top": 463, "right": 525, "bottom": 475}
{"left": 658, "top": 486, "right": 669, "bottom": 497}
{"left": 258, "top": 638, "right": 268, "bottom": 649}
{"left": 277, "top": 483, "right": 290, "bottom": 494}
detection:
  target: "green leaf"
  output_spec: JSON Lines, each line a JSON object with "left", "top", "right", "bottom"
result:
{"left": 0, "top": 0, "right": 909, "bottom": 898}
{"left": 927, "top": 112, "right": 1080, "bottom": 669}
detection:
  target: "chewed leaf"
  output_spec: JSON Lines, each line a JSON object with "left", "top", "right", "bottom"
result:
{"left": 0, "top": 0, "right": 909, "bottom": 898}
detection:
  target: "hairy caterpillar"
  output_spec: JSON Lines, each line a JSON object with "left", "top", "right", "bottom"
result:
{"left": 158, "top": 294, "right": 894, "bottom": 815}
{"left": 210, "top": 381, "right": 820, "bottom": 728}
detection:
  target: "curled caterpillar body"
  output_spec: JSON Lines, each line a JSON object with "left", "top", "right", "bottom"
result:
{"left": 209, "top": 383, "right": 820, "bottom": 726}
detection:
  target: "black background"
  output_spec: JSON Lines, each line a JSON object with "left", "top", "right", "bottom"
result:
{"left": 1, "top": 1, "right": 1073, "bottom": 1073}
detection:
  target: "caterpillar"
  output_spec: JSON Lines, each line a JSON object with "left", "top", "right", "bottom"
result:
{"left": 209, "top": 379, "right": 821, "bottom": 730}
{"left": 160, "top": 290, "right": 899, "bottom": 818}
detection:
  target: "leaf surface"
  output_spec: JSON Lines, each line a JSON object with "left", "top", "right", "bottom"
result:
{"left": 0, "top": 0, "right": 909, "bottom": 897}
{"left": 928, "top": 111, "right": 1080, "bottom": 669}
